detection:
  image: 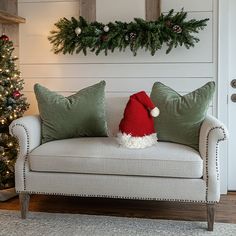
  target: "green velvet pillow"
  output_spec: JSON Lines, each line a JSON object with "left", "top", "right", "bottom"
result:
{"left": 34, "top": 81, "right": 108, "bottom": 143}
{"left": 150, "top": 81, "right": 215, "bottom": 150}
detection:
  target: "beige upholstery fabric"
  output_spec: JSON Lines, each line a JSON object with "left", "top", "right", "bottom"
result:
{"left": 9, "top": 115, "right": 41, "bottom": 191}
{"left": 106, "top": 97, "right": 128, "bottom": 136}
{"left": 24, "top": 172, "right": 207, "bottom": 202}
{"left": 199, "top": 115, "right": 228, "bottom": 202}
{"left": 29, "top": 138, "right": 203, "bottom": 178}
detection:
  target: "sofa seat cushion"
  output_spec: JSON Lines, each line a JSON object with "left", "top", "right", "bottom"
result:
{"left": 29, "top": 138, "right": 203, "bottom": 179}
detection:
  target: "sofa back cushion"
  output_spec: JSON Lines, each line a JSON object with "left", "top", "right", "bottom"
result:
{"left": 106, "top": 96, "right": 129, "bottom": 136}
{"left": 34, "top": 81, "right": 108, "bottom": 143}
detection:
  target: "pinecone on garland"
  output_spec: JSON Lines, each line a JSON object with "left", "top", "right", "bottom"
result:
{"left": 129, "top": 32, "right": 137, "bottom": 41}
{"left": 172, "top": 25, "right": 182, "bottom": 34}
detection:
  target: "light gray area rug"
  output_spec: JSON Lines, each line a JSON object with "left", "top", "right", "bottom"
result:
{"left": 0, "top": 210, "right": 236, "bottom": 236}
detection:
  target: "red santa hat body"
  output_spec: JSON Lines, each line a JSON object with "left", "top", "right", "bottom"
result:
{"left": 118, "top": 91, "right": 159, "bottom": 149}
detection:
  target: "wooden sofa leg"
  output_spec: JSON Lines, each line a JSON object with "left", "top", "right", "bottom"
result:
{"left": 19, "top": 193, "right": 30, "bottom": 219}
{"left": 207, "top": 204, "right": 215, "bottom": 231}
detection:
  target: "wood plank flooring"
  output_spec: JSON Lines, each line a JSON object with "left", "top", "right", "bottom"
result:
{"left": 1, "top": 193, "right": 236, "bottom": 223}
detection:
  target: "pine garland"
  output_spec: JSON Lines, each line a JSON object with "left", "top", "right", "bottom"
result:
{"left": 49, "top": 9, "right": 209, "bottom": 56}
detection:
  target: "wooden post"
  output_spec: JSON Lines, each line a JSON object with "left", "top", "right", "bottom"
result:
{"left": 207, "top": 204, "right": 215, "bottom": 231}
{"left": 0, "top": 0, "right": 19, "bottom": 53}
{"left": 146, "top": 0, "right": 161, "bottom": 21}
{"left": 0, "top": 0, "right": 17, "bottom": 15}
{"left": 79, "top": 0, "right": 96, "bottom": 22}
{"left": 19, "top": 193, "right": 30, "bottom": 219}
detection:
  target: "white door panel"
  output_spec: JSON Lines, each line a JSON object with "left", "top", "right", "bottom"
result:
{"left": 228, "top": 0, "right": 236, "bottom": 190}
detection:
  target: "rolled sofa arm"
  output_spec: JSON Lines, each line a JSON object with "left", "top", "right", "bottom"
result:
{"left": 199, "top": 115, "right": 228, "bottom": 202}
{"left": 9, "top": 115, "right": 42, "bottom": 192}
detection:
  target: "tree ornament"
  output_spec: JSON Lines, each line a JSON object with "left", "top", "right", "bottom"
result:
{"left": 0, "top": 34, "right": 9, "bottom": 41}
{"left": 172, "top": 25, "right": 182, "bottom": 34}
{"left": 75, "top": 27, "right": 82, "bottom": 35}
{"left": 103, "top": 25, "right": 110, "bottom": 33}
{"left": 13, "top": 90, "right": 21, "bottom": 99}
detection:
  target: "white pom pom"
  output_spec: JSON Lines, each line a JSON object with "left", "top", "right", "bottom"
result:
{"left": 75, "top": 27, "right": 82, "bottom": 35}
{"left": 103, "top": 25, "right": 110, "bottom": 32}
{"left": 150, "top": 107, "right": 160, "bottom": 117}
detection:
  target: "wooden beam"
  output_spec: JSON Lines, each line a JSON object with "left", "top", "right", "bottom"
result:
{"left": 0, "top": 0, "right": 17, "bottom": 15}
{"left": 79, "top": 0, "right": 96, "bottom": 22}
{"left": 146, "top": 0, "right": 161, "bottom": 21}
{"left": 0, "top": 10, "right": 25, "bottom": 24}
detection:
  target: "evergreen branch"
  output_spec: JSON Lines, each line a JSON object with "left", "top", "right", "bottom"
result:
{"left": 48, "top": 9, "right": 209, "bottom": 56}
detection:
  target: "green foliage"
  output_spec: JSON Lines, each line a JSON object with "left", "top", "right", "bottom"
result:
{"left": 0, "top": 37, "right": 29, "bottom": 190}
{"left": 48, "top": 9, "right": 209, "bottom": 56}
{"left": 0, "top": 133, "right": 18, "bottom": 190}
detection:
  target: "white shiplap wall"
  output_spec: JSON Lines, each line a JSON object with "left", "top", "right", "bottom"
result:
{"left": 18, "top": 0, "right": 216, "bottom": 115}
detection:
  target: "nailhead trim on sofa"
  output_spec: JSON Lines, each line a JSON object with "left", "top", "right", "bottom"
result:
{"left": 205, "top": 127, "right": 227, "bottom": 202}
{"left": 10, "top": 124, "right": 30, "bottom": 191}
{"left": 17, "top": 190, "right": 218, "bottom": 204}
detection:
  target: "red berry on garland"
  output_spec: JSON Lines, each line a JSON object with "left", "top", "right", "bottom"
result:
{"left": 13, "top": 90, "right": 21, "bottom": 99}
{"left": 172, "top": 25, "right": 182, "bottom": 34}
{"left": 100, "top": 35, "right": 109, "bottom": 42}
{"left": 0, "top": 34, "right": 9, "bottom": 41}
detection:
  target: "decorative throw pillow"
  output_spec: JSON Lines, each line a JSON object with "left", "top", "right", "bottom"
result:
{"left": 150, "top": 81, "right": 215, "bottom": 150}
{"left": 34, "top": 81, "right": 108, "bottom": 143}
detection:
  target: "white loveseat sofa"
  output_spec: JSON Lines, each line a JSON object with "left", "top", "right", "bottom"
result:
{"left": 9, "top": 97, "right": 227, "bottom": 231}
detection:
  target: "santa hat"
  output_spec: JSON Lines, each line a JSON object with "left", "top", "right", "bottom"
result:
{"left": 117, "top": 91, "right": 160, "bottom": 149}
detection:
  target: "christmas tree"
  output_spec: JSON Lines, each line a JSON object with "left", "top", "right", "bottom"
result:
{"left": 0, "top": 34, "right": 29, "bottom": 190}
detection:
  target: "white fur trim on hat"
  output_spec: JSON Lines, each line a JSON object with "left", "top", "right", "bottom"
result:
{"left": 150, "top": 107, "right": 160, "bottom": 117}
{"left": 117, "top": 132, "right": 157, "bottom": 149}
